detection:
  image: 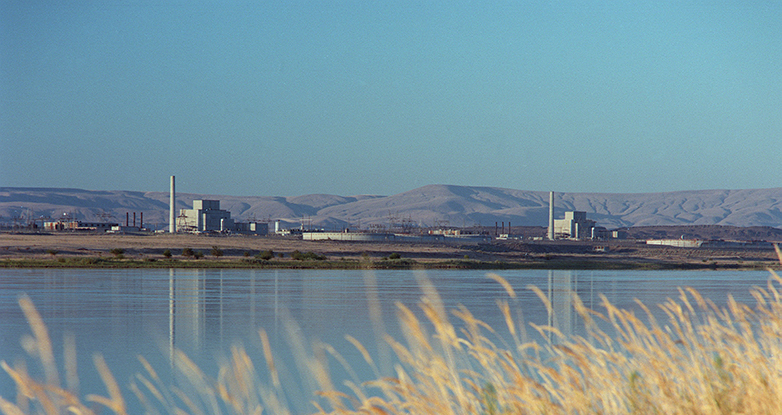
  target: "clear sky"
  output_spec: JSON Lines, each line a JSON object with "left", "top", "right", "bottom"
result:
{"left": 2, "top": 1, "right": 780, "bottom": 197}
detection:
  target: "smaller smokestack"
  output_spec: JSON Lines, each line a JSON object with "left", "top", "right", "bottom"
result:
{"left": 126, "top": 212, "right": 129, "bottom": 227}
{"left": 140, "top": 212, "right": 143, "bottom": 229}
{"left": 133, "top": 212, "right": 136, "bottom": 227}
{"left": 548, "top": 191, "right": 555, "bottom": 240}
{"left": 169, "top": 176, "right": 176, "bottom": 233}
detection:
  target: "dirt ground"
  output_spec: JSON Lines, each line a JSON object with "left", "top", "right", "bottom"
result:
{"left": 0, "top": 232, "right": 780, "bottom": 268}
{"left": 0, "top": 233, "right": 474, "bottom": 262}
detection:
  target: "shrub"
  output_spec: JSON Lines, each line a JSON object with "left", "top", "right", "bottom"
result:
{"left": 46, "top": 249, "right": 58, "bottom": 256}
{"left": 256, "top": 250, "right": 274, "bottom": 261}
{"left": 210, "top": 246, "right": 223, "bottom": 258}
{"left": 163, "top": 249, "right": 172, "bottom": 258}
{"left": 389, "top": 252, "right": 402, "bottom": 260}
{"left": 110, "top": 248, "right": 124, "bottom": 258}
{"left": 292, "top": 250, "right": 326, "bottom": 261}
{"left": 243, "top": 251, "right": 252, "bottom": 257}
{"left": 193, "top": 250, "right": 203, "bottom": 260}
{"left": 182, "top": 247, "right": 194, "bottom": 258}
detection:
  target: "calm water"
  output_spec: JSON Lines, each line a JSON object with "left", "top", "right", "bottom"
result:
{"left": 0, "top": 268, "right": 776, "bottom": 413}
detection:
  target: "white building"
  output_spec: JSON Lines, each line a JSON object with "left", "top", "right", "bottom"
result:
{"left": 553, "top": 211, "right": 596, "bottom": 239}
{"left": 178, "top": 200, "right": 266, "bottom": 234}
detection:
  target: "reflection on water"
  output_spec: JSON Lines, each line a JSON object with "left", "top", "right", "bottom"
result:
{"left": 0, "top": 268, "right": 773, "bottom": 412}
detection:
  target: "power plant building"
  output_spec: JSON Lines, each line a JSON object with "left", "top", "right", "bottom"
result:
{"left": 178, "top": 199, "right": 266, "bottom": 234}
{"left": 553, "top": 211, "right": 596, "bottom": 239}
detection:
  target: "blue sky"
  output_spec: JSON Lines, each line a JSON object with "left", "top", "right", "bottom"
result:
{"left": 2, "top": 1, "right": 780, "bottom": 197}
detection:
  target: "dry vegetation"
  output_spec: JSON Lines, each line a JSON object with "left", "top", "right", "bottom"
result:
{"left": 1, "top": 233, "right": 780, "bottom": 269}
{"left": 0, "top": 233, "right": 474, "bottom": 263}
{"left": 3, "top": 248, "right": 782, "bottom": 414}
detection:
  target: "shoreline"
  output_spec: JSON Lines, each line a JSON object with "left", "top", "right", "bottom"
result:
{"left": 1, "top": 232, "right": 780, "bottom": 271}
{"left": 0, "top": 258, "right": 772, "bottom": 271}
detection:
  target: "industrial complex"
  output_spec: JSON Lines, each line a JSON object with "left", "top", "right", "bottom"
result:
{"left": 168, "top": 176, "right": 267, "bottom": 235}
{"left": 29, "top": 180, "right": 705, "bottom": 247}
{"left": 175, "top": 199, "right": 266, "bottom": 234}
{"left": 546, "top": 191, "right": 615, "bottom": 240}
{"left": 36, "top": 180, "right": 621, "bottom": 242}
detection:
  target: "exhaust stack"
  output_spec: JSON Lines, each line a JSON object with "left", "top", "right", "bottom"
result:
{"left": 169, "top": 176, "right": 176, "bottom": 233}
{"left": 548, "top": 191, "right": 555, "bottom": 240}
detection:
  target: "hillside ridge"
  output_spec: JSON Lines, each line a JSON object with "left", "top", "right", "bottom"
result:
{"left": 1, "top": 185, "right": 781, "bottom": 230}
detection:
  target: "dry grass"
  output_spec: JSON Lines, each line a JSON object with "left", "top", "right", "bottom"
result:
{"left": 3, "top": 246, "right": 782, "bottom": 414}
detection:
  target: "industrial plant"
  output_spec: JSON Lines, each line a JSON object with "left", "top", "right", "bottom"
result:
{"left": 168, "top": 176, "right": 267, "bottom": 234}
{"left": 175, "top": 199, "right": 266, "bottom": 234}
{"left": 16, "top": 180, "right": 669, "bottom": 243}
{"left": 547, "top": 191, "right": 596, "bottom": 240}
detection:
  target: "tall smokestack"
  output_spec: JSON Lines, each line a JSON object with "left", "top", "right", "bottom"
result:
{"left": 548, "top": 191, "right": 555, "bottom": 240}
{"left": 169, "top": 176, "right": 176, "bottom": 233}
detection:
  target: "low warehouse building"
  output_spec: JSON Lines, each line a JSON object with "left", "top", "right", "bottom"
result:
{"left": 44, "top": 221, "right": 118, "bottom": 232}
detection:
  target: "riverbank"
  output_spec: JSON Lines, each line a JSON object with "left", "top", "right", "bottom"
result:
{"left": 1, "top": 232, "right": 779, "bottom": 270}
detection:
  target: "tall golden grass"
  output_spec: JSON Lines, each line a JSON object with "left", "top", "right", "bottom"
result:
{"left": 3, "top": 246, "right": 782, "bottom": 414}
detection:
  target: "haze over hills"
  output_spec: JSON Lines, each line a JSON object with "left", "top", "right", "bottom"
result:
{"left": 1, "top": 185, "right": 782, "bottom": 231}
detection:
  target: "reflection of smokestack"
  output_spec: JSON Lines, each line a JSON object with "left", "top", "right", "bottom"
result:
{"left": 548, "top": 191, "right": 555, "bottom": 240}
{"left": 169, "top": 176, "right": 176, "bottom": 233}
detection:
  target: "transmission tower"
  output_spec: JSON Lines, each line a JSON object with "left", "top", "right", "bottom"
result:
{"left": 97, "top": 210, "right": 115, "bottom": 223}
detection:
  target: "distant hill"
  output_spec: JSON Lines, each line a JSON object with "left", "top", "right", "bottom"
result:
{"left": 1, "top": 185, "right": 782, "bottom": 231}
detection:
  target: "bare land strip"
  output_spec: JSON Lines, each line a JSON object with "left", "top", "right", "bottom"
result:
{"left": 0, "top": 232, "right": 780, "bottom": 270}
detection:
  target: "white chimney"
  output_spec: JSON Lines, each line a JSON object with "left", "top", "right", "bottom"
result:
{"left": 169, "top": 176, "right": 176, "bottom": 233}
{"left": 548, "top": 191, "right": 555, "bottom": 240}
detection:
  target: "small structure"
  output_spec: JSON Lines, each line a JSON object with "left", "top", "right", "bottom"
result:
{"left": 646, "top": 239, "right": 704, "bottom": 248}
{"left": 612, "top": 229, "right": 628, "bottom": 239}
{"left": 108, "top": 225, "right": 144, "bottom": 234}
{"left": 234, "top": 222, "right": 267, "bottom": 234}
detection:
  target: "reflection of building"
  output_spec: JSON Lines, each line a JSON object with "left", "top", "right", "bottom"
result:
{"left": 177, "top": 200, "right": 267, "bottom": 234}
{"left": 548, "top": 270, "right": 574, "bottom": 339}
{"left": 553, "top": 211, "right": 596, "bottom": 239}
{"left": 546, "top": 270, "right": 598, "bottom": 342}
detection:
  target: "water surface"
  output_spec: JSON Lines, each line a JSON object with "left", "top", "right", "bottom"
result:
{"left": 0, "top": 268, "right": 775, "bottom": 413}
